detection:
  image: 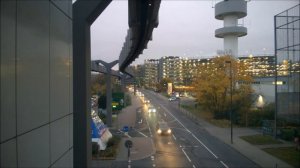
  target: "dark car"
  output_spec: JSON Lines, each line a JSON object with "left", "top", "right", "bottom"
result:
{"left": 156, "top": 122, "right": 171, "bottom": 135}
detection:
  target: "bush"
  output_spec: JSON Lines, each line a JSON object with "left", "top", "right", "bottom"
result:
{"left": 99, "top": 147, "right": 115, "bottom": 157}
{"left": 98, "top": 112, "right": 106, "bottom": 124}
{"left": 98, "top": 135, "right": 121, "bottom": 158}
{"left": 107, "top": 136, "right": 121, "bottom": 147}
{"left": 247, "top": 103, "right": 274, "bottom": 127}
{"left": 279, "top": 128, "right": 300, "bottom": 141}
{"left": 279, "top": 128, "right": 294, "bottom": 141}
{"left": 125, "top": 94, "right": 131, "bottom": 107}
{"left": 92, "top": 142, "right": 99, "bottom": 156}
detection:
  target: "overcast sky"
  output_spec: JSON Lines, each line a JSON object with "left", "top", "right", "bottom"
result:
{"left": 91, "top": 0, "right": 299, "bottom": 66}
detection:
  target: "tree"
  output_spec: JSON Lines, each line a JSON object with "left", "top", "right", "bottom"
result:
{"left": 156, "top": 78, "right": 172, "bottom": 93}
{"left": 192, "top": 55, "right": 253, "bottom": 120}
{"left": 91, "top": 73, "right": 121, "bottom": 95}
{"left": 91, "top": 73, "right": 106, "bottom": 95}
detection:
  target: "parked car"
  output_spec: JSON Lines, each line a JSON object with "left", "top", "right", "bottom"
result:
{"left": 168, "top": 96, "right": 178, "bottom": 101}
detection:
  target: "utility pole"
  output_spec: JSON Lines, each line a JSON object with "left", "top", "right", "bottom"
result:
{"left": 226, "top": 60, "right": 233, "bottom": 144}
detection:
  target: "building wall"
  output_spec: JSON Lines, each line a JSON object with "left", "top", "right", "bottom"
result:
{"left": 275, "top": 4, "right": 300, "bottom": 123}
{"left": 1, "top": 0, "right": 73, "bottom": 167}
{"left": 251, "top": 77, "right": 275, "bottom": 104}
{"left": 144, "top": 59, "right": 159, "bottom": 89}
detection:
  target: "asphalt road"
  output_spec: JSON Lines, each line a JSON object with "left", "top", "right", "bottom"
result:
{"left": 132, "top": 90, "right": 260, "bottom": 168}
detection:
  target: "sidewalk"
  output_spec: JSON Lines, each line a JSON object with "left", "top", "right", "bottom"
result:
{"left": 115, "top": 93, "right": 155, "bottom": 161}
{"left": 156, "top": 92, "right": 293, "bottom": 168}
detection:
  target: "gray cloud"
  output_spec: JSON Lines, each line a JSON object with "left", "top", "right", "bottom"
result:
{"left": 91, "top": 0, "right": 299, "bottom": 66}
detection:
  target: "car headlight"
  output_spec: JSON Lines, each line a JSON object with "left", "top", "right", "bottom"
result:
{"left": 157, "top": 129, "right": 162, "bottom": 134}
{"left": 167, "top": 129, "right": 172, "bottom": 134}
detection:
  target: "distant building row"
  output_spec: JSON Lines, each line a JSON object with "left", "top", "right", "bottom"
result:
{"left": 129, "top": 55, "right": 299, "bottom": 90}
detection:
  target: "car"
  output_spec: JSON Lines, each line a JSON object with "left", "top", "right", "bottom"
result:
{"left": 148, "top": 106, "right": 156, "bottom": 113}
{"left": 168, "top": 96, "right": 178, "bottom": 101}
{"left": 144, "top": 99, "right": 150, "bottom": 104}
{"left": 156, "top": 122, "right": 172, "bottom": 135}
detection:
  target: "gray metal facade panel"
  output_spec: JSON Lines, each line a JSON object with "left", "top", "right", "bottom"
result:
{"left": 0, "top": 0, "right": 17, "bottom": 142}
{"left": 0, "top": 0, "right": 73, "bottom": 167}
{"left": 51, "top": 0, "right": 72, "bottom": 18}
{"left": 52, "top": 149, "right": 72, "bottom": 168}
{"left": 0, "top": 139, "right": 17, "bottom": 168}
{"left": 50, "top": 4, "right": 71, "bottom": 121}
{"left": 16, "top": 0, "right": 50, "bottom": 135}
{"left": 18, "top": 125, "right": 50, "bottom": 168}
{"left": 50, "top": 116, "right": 70, "bottom": 164}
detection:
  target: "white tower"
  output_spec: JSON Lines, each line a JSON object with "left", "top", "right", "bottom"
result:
{"left": 215, "top": 0, "right": 247, "bottom": 57}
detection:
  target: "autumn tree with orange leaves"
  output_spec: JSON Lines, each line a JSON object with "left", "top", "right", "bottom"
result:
{"left": 192, "top": 55, "right": 253, "bottom": 121}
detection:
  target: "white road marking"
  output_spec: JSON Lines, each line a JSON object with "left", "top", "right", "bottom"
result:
{"left": 124, "top": 132, "right": 132, "bottom": 138}
{"left": 137, "top": 130, "right": 148, "bottom": 137}
{"left": 182, "top": 148, "right": 191, "bottom": 162}
{"left": 172, "top": 134, "right": 177, "bottom": 141}
{"left": 145, "top": 117, "right": 153, "bottom": 137}
{"left": 150, "top": 92, "right": 228, "bottom": 167}
{"left": 220, "top": 161, "right": 229, "bottom": 168}
{"left": 161, "top": 106, "right": 191, "bottom": 133}
{"left": 191, "top": 133, "right": 218, "bottom": 159}
{"left": 180, "top": 145, "right": 200, "bottom": 148}
{"left": 161, "top": 105, "right": 219, "bottom": 159}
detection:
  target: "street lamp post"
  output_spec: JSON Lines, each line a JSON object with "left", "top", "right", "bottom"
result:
{"left": 226, "top": 61, "right": 233, "bottom": 144}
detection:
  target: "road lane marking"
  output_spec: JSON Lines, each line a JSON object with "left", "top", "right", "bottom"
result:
{"left": 220, "top": 161, "right": 229, "bottom": 168}
{"left": 191, "top": 133, "right": 218, "bottom": 159}
{"left": 160, "top": 103, "right": 219, "bottom": 159}
{"left": 145, "top": 117, "right": 153, "bottom": 137}
{"left": 182, "top": 148, "right": 191, "bottom": 162}
{"left": 193, "top": 165, "right": 196, "bottom": 168}
{"left": 180, "top": 145, "right": 200, "bottom": 148}
{"left": 150, "top": 91, "right": 225, "bottom": 166}
{"left": 137, "top": 130, "right": 148, "bottom": 137}
{"left": 160, "top": 106, "right": 191, "bottom": 133}
{"left": 172, "top": 134, "right": 177, "bottom": 141}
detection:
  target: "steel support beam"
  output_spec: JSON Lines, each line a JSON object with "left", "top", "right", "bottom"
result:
{"left": 73, "top": 0, "right": 112, "bottom": 167}
{"left": 91, "top": 60, "right": 121, "bottom": 77}
{"left": 96, "top": 60, "right": 118, "bottom": 127}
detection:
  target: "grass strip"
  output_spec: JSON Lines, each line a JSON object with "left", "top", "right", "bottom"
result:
{"left": 263, "top": 147, "right": 300, "bottom": 168}
{"left": 240, "top": 134, "right": 282, "bottom": 145}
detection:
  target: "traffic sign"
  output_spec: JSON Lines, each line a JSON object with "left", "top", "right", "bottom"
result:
{"left": 125, "top": 140, "right": 133, "bottom": 148}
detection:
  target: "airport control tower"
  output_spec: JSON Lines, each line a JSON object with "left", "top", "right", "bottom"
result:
{"left": 215, "top": 0, "right": 247, "bottom": 57}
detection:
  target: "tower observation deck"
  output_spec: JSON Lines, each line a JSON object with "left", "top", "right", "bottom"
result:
{"left": 215, "top": 0, "right": 247, "bottom": 57}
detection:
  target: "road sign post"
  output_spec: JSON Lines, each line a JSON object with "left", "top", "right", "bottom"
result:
{"left": 125, "top": 140, "right": 133, "bottom": 156}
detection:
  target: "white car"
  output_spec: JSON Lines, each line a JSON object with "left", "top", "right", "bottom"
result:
{"left": 168, "top": 97, "right": 177, "bottom": 101}
{"left": 148, "top": 106, "right": 157, "bottom": 113}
